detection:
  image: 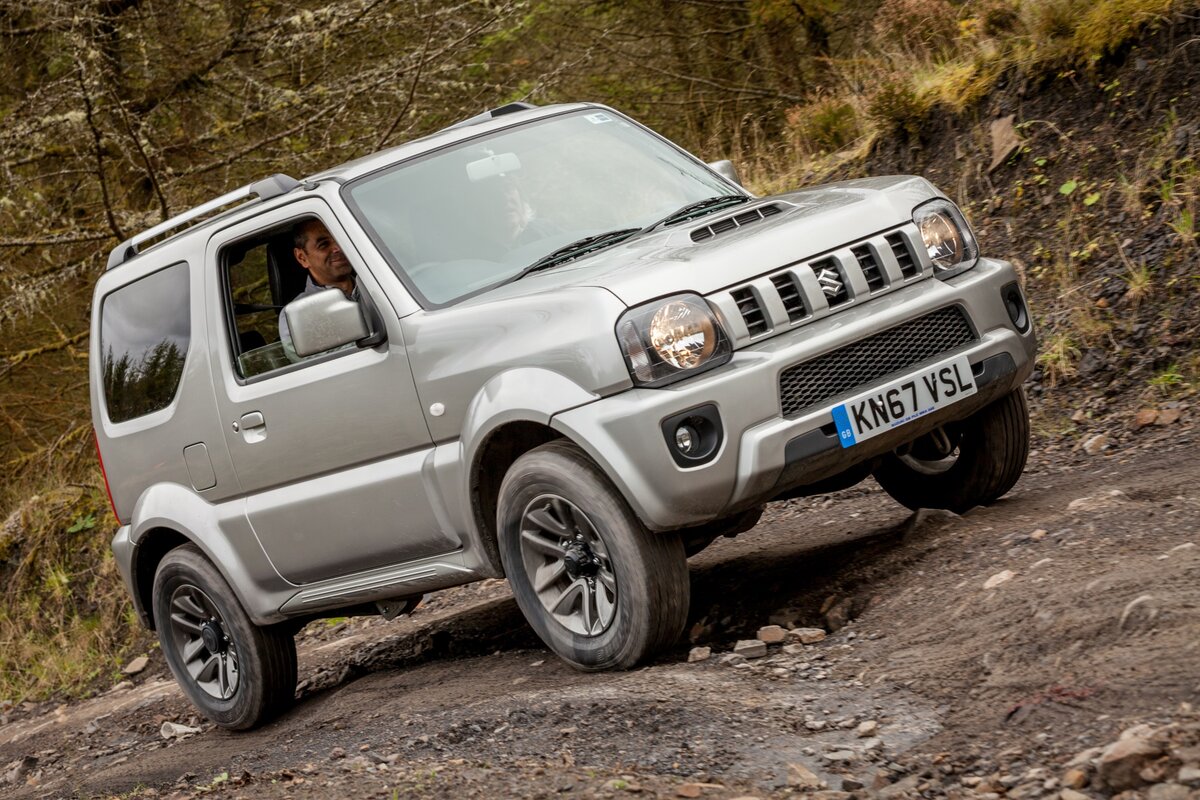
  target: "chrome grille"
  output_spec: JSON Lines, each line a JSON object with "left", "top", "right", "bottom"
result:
{"left": 708, "top": 222, "right": 933, "bottom": 347}
{"left": 778, "top": 306, "right": 976, "bottom": 417}
{"left": 691, "top": 203, "right": 782, "bottom": 242}
{"left": 887, "top": 233, "right": 919, "bottom": 278}
{"left": 770, "top": 273, "right": 808, "bottom": 322}
{"left": 730, "top": 287, "right": 768, "bottom": 336}
{"left": 852, "top": 245, "right": 886, "bottom": 292}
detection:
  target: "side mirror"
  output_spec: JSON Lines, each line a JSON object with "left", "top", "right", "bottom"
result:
{"left": 708, "top": 159, "right": 741, "bottom": 187}
{"left": 283, "top": 289, "right": 369, "bottom": 358}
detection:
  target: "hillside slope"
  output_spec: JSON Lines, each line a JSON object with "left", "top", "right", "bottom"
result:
{"left": 0, "top": 1, "right": 1196, "bottom": 706}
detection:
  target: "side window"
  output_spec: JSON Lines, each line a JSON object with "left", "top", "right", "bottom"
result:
{"left": 225, "top": 236, "right": 291, "bottom": 378}
{"left": 100, "top": 261, "right": 191, "bottom": 423}
{"left": 222, "top": 216, "right": 370, "bottom": 379}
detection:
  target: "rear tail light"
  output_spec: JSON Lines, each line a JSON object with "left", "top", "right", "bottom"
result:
{"left": 93, "top": 429, "right": 122, "bottom": 525}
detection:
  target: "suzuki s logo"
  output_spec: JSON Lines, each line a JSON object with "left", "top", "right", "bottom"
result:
{"left": 815, "top": 267, "right": 844, "bottom": 298}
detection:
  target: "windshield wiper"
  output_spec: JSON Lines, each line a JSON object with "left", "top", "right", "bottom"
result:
{"left": 502, "top": 228, "right": 643, "bottom": 285}
{"left": 640, "top": 194, "right": 751, "bottom": 233}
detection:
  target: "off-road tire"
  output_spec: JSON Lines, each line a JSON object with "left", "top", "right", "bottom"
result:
{"left": 498, "top": 440, "right": 689, "bottom": 671}
{"left": 873, "top": 388, "right": 1030, "bottom": 514}
{"left": 152, "top": 544, "right": 297, "bottom": 730}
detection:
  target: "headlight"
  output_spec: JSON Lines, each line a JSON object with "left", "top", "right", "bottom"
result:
{"left": 616, "top": 294, "right": 732, "bottom": 387}
{"left": 913, "top": 198, "right": 978, "bottom": 278}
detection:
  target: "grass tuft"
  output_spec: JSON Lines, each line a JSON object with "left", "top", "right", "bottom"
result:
{"left": 0, "top": 467, "right": 147, "bottom": 702}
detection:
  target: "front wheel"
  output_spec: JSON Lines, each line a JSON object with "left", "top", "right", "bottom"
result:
{"left": 873, "top": 388, "right": 1030, "bottom": 513}
{"left": 498, "top": 441, "right": 689, "bottom": 671}
{"left": 152, "top": 544, "right": 297, "bottom": 730}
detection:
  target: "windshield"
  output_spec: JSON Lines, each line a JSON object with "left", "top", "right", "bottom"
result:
{"left": 345, "top": 109, "right": 741, "bottom": 306}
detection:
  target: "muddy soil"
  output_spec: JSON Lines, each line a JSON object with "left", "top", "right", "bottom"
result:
{"left": 1, "top": 420, "right": 1197, "bottom": 799}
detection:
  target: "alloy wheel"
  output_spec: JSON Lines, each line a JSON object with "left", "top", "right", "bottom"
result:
{"left": 166, "top": 584, "right": 240, "bottom": 700}
{"left": 518, "top": 494, "right": 618, "bottom": 637}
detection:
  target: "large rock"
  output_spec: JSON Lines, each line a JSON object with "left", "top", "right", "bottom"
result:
{"left": 757, "top": 625, "right": 786, "bottom": 644}
{"left": 856, "top": 720, "right": 879, "bottom": 738}
{"left": 1097, "top": 737, "right": 1163, "bottom": 791}
{"left": 989, "top": 115, "right": 1022, "bottom": 171}
{"left": 823, "top": 596, "right": 854, "bottom": 632}
{"left": 1061, "top": 768, "right": 1088, "bottom": 789}
{"left": 160, "top": 722, "right": 201, "bottom": 740}
{"left": 1147, "top": 784, "right": 1191, "bottom": 800}
{"left": 787, "top": 762, "right": 826, "bottom": 790}
{"left": 1133, "top": 408, "right": 1159, "bottom": 429}
{"left": 1157, "top": 408, "right": 1183, "bottom": 425}
{"left": 733, "top": 639, "right": 767, "bottom": 658}
{"left": 123, "top": 655, "right": 150, "bottom": 675}
{"left": 1067, "top": 490, "right": 1128, "bottom": 513}
{"left": 983, "top": 570, "right": 1015, "bottom": 589}
{"left": 3, "top": 756, "right": 36, "bottom": 786}
{"left": 788, "top": 627, "right": 827, "bottom": 644}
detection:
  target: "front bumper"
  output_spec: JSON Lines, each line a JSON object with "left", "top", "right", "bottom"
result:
{"left": 552, "top": 257, "right": 1036, "bottom": 530}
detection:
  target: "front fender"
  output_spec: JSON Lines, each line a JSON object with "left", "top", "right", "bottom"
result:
{"left": 460, "top": 367, "right": 599, "bottom": 466}
{"left": 426, "top": 368, "right": 600, "bottom": 577}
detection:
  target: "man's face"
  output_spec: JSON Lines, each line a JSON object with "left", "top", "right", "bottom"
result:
{"left": 294, "top": 220, "right": 353, "bottom": 288}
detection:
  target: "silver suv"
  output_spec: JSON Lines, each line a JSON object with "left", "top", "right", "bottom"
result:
{"left": 89, "top": 102, "right": 1035, "bottom": 729}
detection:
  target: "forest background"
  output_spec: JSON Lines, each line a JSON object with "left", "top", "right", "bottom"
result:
{"left": 1, "top": 0, "right": 1197, "bottom": 703}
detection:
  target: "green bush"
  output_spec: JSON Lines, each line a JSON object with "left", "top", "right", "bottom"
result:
{"left": 867, "top": 78, "right": 931, "bottom": 139}
{"left": 0, "top": 476, "right": 146, "bottom": 702}
{"left": 791, "top": 98, "right": 862, "bottom": 153}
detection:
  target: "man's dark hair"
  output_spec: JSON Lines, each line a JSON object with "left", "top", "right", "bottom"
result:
{"left": 292, "top": 218, "right": 318, "bottom": 250}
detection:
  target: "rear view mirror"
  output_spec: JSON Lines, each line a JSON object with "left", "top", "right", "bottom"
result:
{"left": 708, "top": 159, "right": 741, "bottom": 187}
{"left": 283, "top": 289, "right": 368, "bottom": 358}
{"left": 466, "top": 152, "right": 522, "bottom": 182}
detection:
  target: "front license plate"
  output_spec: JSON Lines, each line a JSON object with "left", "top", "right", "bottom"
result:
{"left": 830, "top": 354, "right": 977, "bottom": 449}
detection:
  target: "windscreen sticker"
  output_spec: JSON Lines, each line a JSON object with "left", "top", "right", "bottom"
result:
{"left": 585, "top": 112, "right": 613, "bottom": 124}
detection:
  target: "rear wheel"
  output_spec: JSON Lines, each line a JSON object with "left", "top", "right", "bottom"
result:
{"left": 873, "top": 388, "right": 1030, "bottom": 513}
{"left": 152, "top": 544, "right": 296, "bottom": 730}
{"left": 498, "top": 441, "right": 689, "bottom": 671}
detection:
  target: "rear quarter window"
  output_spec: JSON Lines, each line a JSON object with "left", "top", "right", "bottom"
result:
{"left": 100, "top": 261, "right": 191, "bottom": 423}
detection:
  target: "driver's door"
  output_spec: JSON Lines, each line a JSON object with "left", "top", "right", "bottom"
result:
{"left": 206, "top": 197, "right": 461, "bottom": 585}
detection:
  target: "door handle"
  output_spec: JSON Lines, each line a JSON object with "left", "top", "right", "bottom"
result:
{"left": 239, "top": 411, "right": 266, "bottom": 430}
{"left": 233, "top": 411, "right": 267, "bottom": 443}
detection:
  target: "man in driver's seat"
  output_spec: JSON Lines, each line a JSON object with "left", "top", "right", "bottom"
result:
{"left": 279, "top": 218, "right": 360, "bottom": 361}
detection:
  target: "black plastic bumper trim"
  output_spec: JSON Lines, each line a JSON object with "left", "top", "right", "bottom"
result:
{"left": 782, "top": 352, "right": 1018, "bottom": 468}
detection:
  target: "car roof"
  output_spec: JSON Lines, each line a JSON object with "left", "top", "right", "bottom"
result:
{"left": 105, "top": 102, "right": 596, "bottom": 271}
{"left": 305, "top": 101, "right": 592, "bottom": 184}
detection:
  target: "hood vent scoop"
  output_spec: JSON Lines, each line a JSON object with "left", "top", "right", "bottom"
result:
{"left": 691, "top": 203, "right": 782, "bottom": 243}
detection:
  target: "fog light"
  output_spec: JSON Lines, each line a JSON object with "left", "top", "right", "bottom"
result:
{"left": 661, "top": 405, "right": 724, "bottom": 467}
{"left": 1002, "top": 282, "right": 1030, "bottom": 332}
{"left": 675, "top": 425, "right": 698, "bottom": 454}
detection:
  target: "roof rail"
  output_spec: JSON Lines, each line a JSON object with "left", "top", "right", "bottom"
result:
{"left": 105, "top": 173, "right": 301, "bottom": 270}
{"left": 447, "top": 101, "right": 538, "bottom": 131}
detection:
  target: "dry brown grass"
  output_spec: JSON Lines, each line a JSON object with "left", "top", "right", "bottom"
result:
{"left": 0, "top": 461, "right": 146, "bottom": 702}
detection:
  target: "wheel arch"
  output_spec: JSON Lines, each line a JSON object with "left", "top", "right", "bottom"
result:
{"left": 457, "top": 367, "right": 606, "bottom": 577}
{"left": 127, "top": 482, "right": 296, "bottom": 627}
{"left": 468, "top": 420, "right": 563, "bottom": 577}
{"left": 132, "top": 526, "right": 192, "bottom": 630}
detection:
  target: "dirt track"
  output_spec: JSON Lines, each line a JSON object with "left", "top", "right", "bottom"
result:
{"left": 2, "top": 421, "right": 1198, "bottom": 799}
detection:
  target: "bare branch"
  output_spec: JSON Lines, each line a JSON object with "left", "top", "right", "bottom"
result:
{"left": 74, "top": 60, "right": 124, "bottom": 240}
{"left": 378, "top": 9, "right": 437, "bottom": 150}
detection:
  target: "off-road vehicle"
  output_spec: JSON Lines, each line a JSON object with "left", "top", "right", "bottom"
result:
{"left": 90, "top": 102, "right": 1036, "bottom": 729}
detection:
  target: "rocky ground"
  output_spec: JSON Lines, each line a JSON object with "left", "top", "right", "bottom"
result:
{"left": 1, "top": 405, "right": 1197, "bottom": 800}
